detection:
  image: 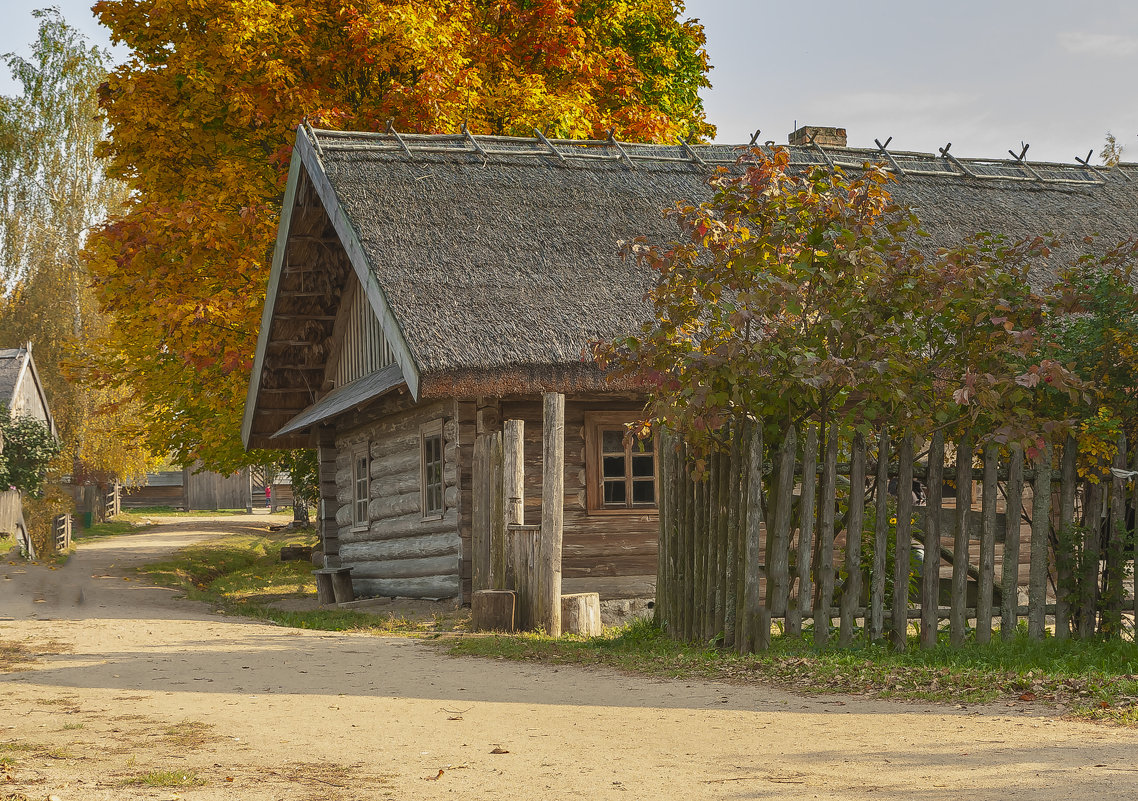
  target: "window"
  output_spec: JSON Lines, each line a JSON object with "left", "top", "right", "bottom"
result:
{"left": 352, "top": 446, "right": 369, "bottom": 528}
{"left": 420, "top": 420, "right": 445, "bottom": 518}
{"left": 585, "top": 412, "right": 657, "bottom": 513}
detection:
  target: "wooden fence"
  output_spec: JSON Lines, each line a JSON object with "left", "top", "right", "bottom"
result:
{"left": 657, "top": 422, "right": 1137, "bottom": 652}
{"left": 52, "top": 513, "right": 72, "bottom": 552}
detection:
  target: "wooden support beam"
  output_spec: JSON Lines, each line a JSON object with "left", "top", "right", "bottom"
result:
{"left": 540, "top": 392, "right": 565, "bottom": 636}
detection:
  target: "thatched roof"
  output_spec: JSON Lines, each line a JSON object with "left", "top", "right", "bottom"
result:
{"left": 242, "top": 126, "right": 1138, "bottom": 449}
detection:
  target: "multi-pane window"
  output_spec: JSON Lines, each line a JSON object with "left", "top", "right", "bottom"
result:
{"left": 421, "top": 421, "right": 445, "bottom": 517}
{"left": 352, "top": 448, "right": 369, "bottom": 527}
{"left": 585, "top": 413, "right": 657, "bottom": 513}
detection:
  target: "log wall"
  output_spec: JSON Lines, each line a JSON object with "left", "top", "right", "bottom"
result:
{"left": 334, "top": 398, "right": 461, "bottom": 600}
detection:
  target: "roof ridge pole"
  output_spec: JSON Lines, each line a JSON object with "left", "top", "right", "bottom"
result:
{"left": 679, "top": 138, "right": 709, "bottom": 172}
{"left": 1076, "top": 149, "right": 1117, "bottom": 182}
{"left": 937, "top": 142, "right": 976, "bottom": 178}
{"left": 302, "top": 117, "right": 325, "bottom": 159}
{"left": 385, "top": 119, "right": 413, "bottom": 158}
{"left": 534, "top": 127, "right": 568, "bottom": 166}
{"left": 606, "top": 129, "right": 636, "bottom": 170}
{"left": 873, "top": 136, "right": 906, "bottom": 177}
{"left": 461, "top": 121, "right": 489, "bottom": 166}
{"left": 806, "top": 129, "right": 835, "bottom": 169}
{"left": 1008, "top": 142, "right": 1044, "bottom": 182}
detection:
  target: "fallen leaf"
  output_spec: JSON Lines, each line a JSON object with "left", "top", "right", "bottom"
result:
{"left": 425, "top": 769, "right": 444, "bottom": 781}
{"left": 225, "top": 776, "right": 234, "bottom": 782}
{"left": 447, "top": 716, "right": 463, "bottom": 721}
{"left": 490, "top": 747, "right": 509, "bottom": 754}
{"left": 1019, "top": 692, "right": 1036, "bottom": 701}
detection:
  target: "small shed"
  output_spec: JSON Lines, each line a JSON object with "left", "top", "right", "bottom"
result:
{"left": 0, "top": 343, "right": 56, "bottom": 555}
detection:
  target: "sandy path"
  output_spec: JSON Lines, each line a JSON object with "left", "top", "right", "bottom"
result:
{"left": 2, "top": 515, "right": 1137, "bottom": 801}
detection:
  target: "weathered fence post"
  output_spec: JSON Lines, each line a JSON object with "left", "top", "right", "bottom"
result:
{"left": 502, "top": 420, "right": 524, "bottom": 592}
{"left": 950, "top": 434, "right": 973, "bottom": 647}
{"left": 1105, "top": 433, "right": 1128, "bottom": 637}
{"left": 976, "top": 442, "right": 999, "bottom": 643}
{"left": 921, "top": 432, "right": 945, "bottom": 649}
{"left": 1001, "top": 443, "right": 1024, "bottom": 639}
{"left": 1054, "top": 437, "right": 1077, "bottom": 640}
{"left": 1028, "top": 442, "right": 1053, "bottom": 639}
{"left": 839, "top": 433, "right": 867, "bottom": 646}
{"left": 768, "top": 426, "right": 796, "bottom": 624}
{"left": 540, "top": 392, "right": 565, "bottom": 637}
{"left": 869, "top": 428, "right": 890, "bottom": 642}
{"left": 891, "top": 435, "right": 915, "bottom": 650}
{"left": 815, "top": 427, "right": 839, "bottom": 647}
{"left": 741, "top": 424, "right": 765, "bottom": 653}
{"left": 723, "top": 427, "right": 742, "bottom": 648}
{"left": 789, "top": 426, "right": 818, "bottom": 638}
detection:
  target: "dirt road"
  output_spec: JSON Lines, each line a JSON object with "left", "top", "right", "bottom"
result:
{"left": 2, "top": 515, "right": 1137, "bottom": 800}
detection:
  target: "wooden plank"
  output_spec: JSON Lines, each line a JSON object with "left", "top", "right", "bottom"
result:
{"left": 769, "top": 425, "right": 797, "bottom": 621}
{"left": 1028, "top": 442, "right": 1053, "bottom": 639}
{"left": 921, "top": 432, "right": 945, "bottom": 649}
{"left": 715, "top": 440, "right": 731, "bottom": 641}
{"left": 1106, "top": 433, "right": 1128, "bottom": 637}
{"left": 976, "top": 442, "right": 999, "bottom": 643}
{"left": 1054, "top": 436, "right": 1077, "bottom": 640}
{"left": 656, "top": 431, "right": 671, "bottom": 630}
{"left": 703, "top": 446, "right": 718, "bottom": 640}
{"left": 693, "top": 460, "right": 707, "bottom": 642}
{"left": 471, "top": 435, "right": 489, "bottom": 592}
{"left": 815, "top": 427, "right": 839, "bottom": 647}
{"left": 1079, "top": 479, "right": 1102, "bottom": 638}
{"left": 734, "top": 425, "right": 749, "bottom": 649}
{"left": 789, "top": 425, "right": 818, "bottom": 638}
{"left": 677, "top": 440, "right": 691, "bottom": 641}
{"left": 891, "top": 435, "right": 915, "bottom": 649}
{"left": 950, "top": 434, "right": 973, "bottom": 647}
{"left": 502, "top": 421, "right": 524, "bottom": 591}
{"left": 723, "top": 425, "right": 742, "bottom": 649}
{"left": 1001, "top": 443, "right": 1025, "bottom": 640}
{"left": 1132, "top": 441, "right": 1138, "bottom": 638}
{"left": 839, "top": 433, "right": 867, "bottom": 646}
{"left": 539, "top": 393, "right": 565, "bottom": 636}
{"left": 742, "top": 423, "right": 765, "bottom": 653}
{"left": 869, "top": 428, "right": 890, "bottom": 641}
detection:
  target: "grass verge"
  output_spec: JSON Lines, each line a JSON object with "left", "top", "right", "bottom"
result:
{"left": 445, "top": 619, "right": 1138, "bottom": 725}
{"left": 120, "top": 769, "right": 205, "bottom": 787}
{"left": 137, "top": 531, "right": 465, "bottom": 633}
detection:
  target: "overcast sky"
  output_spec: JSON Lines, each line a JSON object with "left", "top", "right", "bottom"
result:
{"left": 2, "top": 0, "right": 1136, "bottom": 163}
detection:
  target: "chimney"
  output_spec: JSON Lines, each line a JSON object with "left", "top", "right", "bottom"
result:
{"left": 788, "top": 125, "right": 847, "bottom": 148}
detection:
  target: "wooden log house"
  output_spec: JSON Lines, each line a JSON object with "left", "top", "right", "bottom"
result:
{"left": 242, "top": 124, "right": 1138, "bottom": 604}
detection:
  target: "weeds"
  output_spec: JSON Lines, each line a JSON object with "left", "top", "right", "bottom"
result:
{"left": 121, "top": 769, "right": 205, "bottom": 787}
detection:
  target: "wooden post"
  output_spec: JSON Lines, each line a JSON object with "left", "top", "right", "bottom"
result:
{"left": 472, "top": 435, "right": 489, "bottom": 592}
{"left": 742, "top": 424, "right": 765, "bottom": 653}
{"left": 1131, "top": 441, "right": 1138, "bottom": 638}
{"left": 723, "top": 426, "right": 742, "bottom": 648}
{"left": 317, "top": 426, "right": 339, "bottom": 568}
{"left": 656, "top": 431, "right": 671, "bottom": 629}
{"left": 839, "top": 433, "right": 867, "bottom": 646}
{"left": 976, "top": 442, "right": 999, "bottom": 643}
{"left": 733, "top": 428, "right": 749, "bottom": 649}
{"left": 789, "top": 425, "right": 818, "bottom": 638}
{"left": 815, "top": 427, "right": 840, "bottom": 647}
{"left": 1079, "top": 479, "right": 1102, "bottom": 638}
{"left": 1106, "top": 433, "right": 1127, "bottom": 637}
{"left": 502, "top": 421, "right": 524, "bottom": 591}
{"left": 540, "top": 392, "right": 565, "bottom": 637}
{"left": 714, "top": 443, "right": 731, "bottom": 640}
{"left": 921, "top": 432, "right": 945, "bottom": 649}
{"left": 869, "top": 428, "right": 890, "bottom": 642}
{"left": 472, "top": 589, "right": 516, "bottom": 631}
{"left": 561, "top": 593, "right": 602, "bottom": 636}
{"left": 768, "top": 426, "right": 796, "bottom": 621}
{"left": 1055, "top": 437, "right": 1077, "bottom": 640}
{"left": 1027, "top": 442, "right": 1052, "bottom": 639}
{"left": 1001, "top": 443, "right": 1025, "bottom": 640}
{"left": 950, "top": 434, "right": 972, "bottom": 647}
{"left": 891, "top": 435, "right": 915, "bottom": 650}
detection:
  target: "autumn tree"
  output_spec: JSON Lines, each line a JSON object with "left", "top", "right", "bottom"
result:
{"left": 84, "top": 0, "right": 715, "bottom": 472}
{"left": 0, "top": 8, "right": 152, "bottom": 484}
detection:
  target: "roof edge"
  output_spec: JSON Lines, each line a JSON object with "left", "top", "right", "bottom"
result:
{"left": 418, "top": 362, "right": 651, "bottom": 399}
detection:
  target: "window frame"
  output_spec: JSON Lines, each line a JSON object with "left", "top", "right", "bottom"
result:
{"left": 420, "top": 419, "right": 446, "bottom": 520}
{"left": 351, "top": 443, "right": 370, "bottom": 531}
{"left": 584, "top": 412, "right": 658, "bottom": 515}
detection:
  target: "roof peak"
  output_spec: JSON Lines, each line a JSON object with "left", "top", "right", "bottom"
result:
{"left": 304, "top": 125, "right": 1128, "bottom": 187}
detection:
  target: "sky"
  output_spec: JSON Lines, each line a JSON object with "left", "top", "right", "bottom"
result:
{"left": 1, "top": 0, "right": 1136, "bottom": 163}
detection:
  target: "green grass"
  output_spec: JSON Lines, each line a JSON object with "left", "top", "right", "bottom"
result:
{"left": 445, "top": 619, "right": 1138, "bottom": 724}
{"left": 124, "top": 506, "right": 277, "bottom": 516}
{"left": 0, "top": 533, "right": 15, "bottom": 555}
{"left": 73, "top": 513, "right": 155, "bottom": 542}
{"left": 120, "top": 769, "right": 205, "bottom": 787}
{"left": 137, "top": 531, "right": 460, "bottom": 633}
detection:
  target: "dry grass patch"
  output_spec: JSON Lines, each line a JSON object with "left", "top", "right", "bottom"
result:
{"left": 120, "top": 768, "right": 205, "bottom": 787}
{"left": 160, "top": 720, "right": 215, "bottom": 749}
{"left": 0, "top": 639, "right": 68, "bottom": 672}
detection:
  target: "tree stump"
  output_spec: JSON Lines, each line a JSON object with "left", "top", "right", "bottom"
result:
{"left": 472, "top": 589, "right": 517, "bottom": 632}
{"left": 314, "top": 569, "right": 336, "bottom": 605}
{"left": 314, "top": 567, "right": 354, "bottom": 604}
{"left": 560, "top": 592, "right": 602, "bottom": 637}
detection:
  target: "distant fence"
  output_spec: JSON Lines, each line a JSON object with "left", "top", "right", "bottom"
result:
{"left": 657, "top": 422, "right": 1137, "bottom": 652}
{"left": 52, "top": 513, "right": 71, "bottom": 552}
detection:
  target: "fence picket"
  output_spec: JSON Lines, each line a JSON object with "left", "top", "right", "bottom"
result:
{"left": 814, "top": 428, "right": 839, "bottom": 647}
{"left": 715, "top": 442, "right": 731, "bottom": 640}
{"left": 839, "top": 434, "right": 867, "bottom": 646}
{"left": 921, "top": 432, "right": 945, "bottom": 649}
{"left": 976, "top": 443, "right": 999, "bottom": 643}
{"left": 724, "top": 427, "right": 742, "bottom": 648}
{"left": 870, "top": 429, "right": 891, "bottom": 642}
{"left": 1028, "top": 442, "right": 1053, "bottom": 639}
{"left": 891, "top": 435, "right": 915, "bottom": 649}
{"left": 1132, "top": 441, "right": 1138, "bottom": 639}
{"left": 768, "top": 426, "right": 797, "bottom": 620}
{"left": 1105, "top": 434, "right": 1128, "bottom": 636}
{"left": 789, "top": 425, "right": 818, "bottom": 638}
{"left": 1002, "top": 444, "right": 1024, "bottom": 639}
{"left": 1079, "top": 479, "right": 1102, "bottom": 639}
{"left": 742, "top": 424, "right": 765, "bottom": 653}
{"left": 1055, "top": 436, "right": 1077, "bottom": 640}
{"left": 950, "top": 435, "right": 973, "bottom": 647}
